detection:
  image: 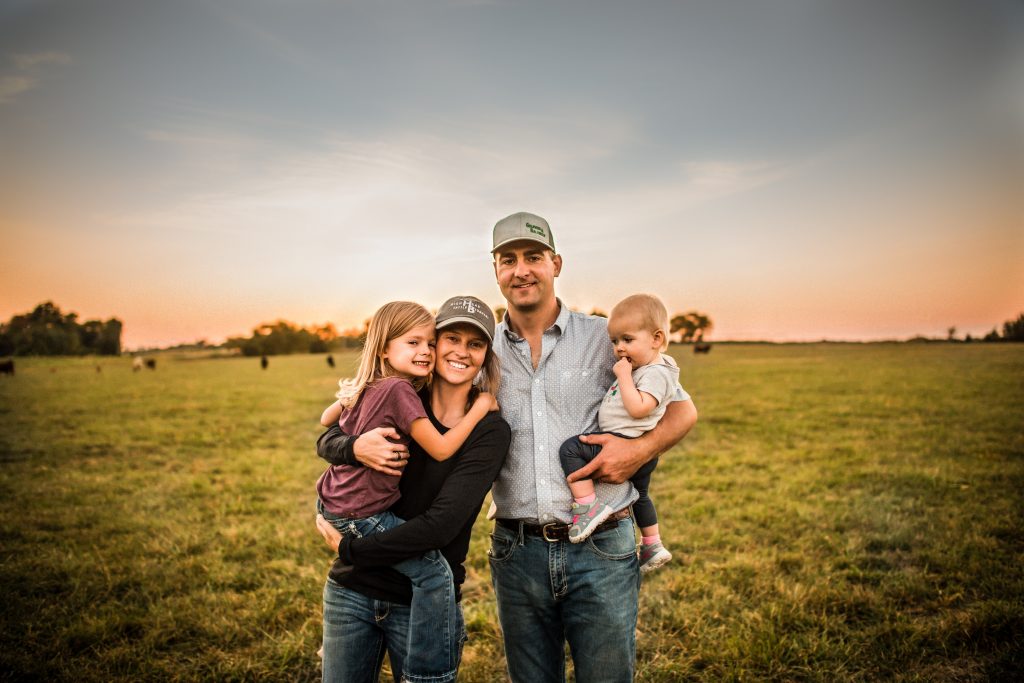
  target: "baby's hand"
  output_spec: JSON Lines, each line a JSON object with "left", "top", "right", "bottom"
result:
{"left": 613, "top": 357, "right": 634, "bottom": 378}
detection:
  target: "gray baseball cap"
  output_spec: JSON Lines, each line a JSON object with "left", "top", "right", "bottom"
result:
{"left": 491, "top": 211, "right": 555, "bottom": 253}
{"left": 435, "top": 295, "right": 496, "bottom": 342}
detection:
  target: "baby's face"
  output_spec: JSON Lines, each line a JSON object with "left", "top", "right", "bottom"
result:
{"left": 607, "top": 313, "right": 661, "bottom": 369}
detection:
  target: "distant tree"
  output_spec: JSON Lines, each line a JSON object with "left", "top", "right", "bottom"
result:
{"left": 982, "top": 328, "right": 1001, "bottom": 342}
{"left": 947, "top": 326, "right": 957, "bottom": 341}
{"left": 225, "top": 319, "right": 350, "bottom": 356}
{"left": 494, "top": 306, "right": 506, "bottom": 323}
{"left": 589, "top": 309, "right": 607, "bottom": 318}
{"left": 1002, "top": 313, "right": 1024, "bottom": 341}
{"left": 670, "top": 312, "right": 713, "bottom": 343}
{"left": 0, "top": 301, "right": 121, "bottom": 356}
{"left": 964, "top": 333, "right": 973, "bottom": 343}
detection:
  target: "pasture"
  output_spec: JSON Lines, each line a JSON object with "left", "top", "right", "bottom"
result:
{"left": 1, "top": 344, "right": 1021, "bottom": 681}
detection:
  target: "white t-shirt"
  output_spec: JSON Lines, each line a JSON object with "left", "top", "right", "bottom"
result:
{"left": 597, "top": 353, "right": 690, "bottom": 437}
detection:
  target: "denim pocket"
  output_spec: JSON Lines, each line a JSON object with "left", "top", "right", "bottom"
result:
{"left": 585, "top": 520, "right": 637, "bottom": 560}
{"left": 487, "top": 526, "right": 518, "bottom": 564}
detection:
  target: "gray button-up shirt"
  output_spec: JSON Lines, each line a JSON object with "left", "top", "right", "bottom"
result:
{"left": 491, "top": 301, "right": 638, "bottom": 524}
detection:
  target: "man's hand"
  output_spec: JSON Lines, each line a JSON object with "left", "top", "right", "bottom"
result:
{"left": 569, "top": 400, "right": 698, "bottom": 485}
{"left": 316, "top": 514, "right": 343, "bottom": 553}
{"left": 354, "top": 427, "right": 409, "bottom": 476}
{"left": 568, "top": 433, "right": 645, "bottom": 484}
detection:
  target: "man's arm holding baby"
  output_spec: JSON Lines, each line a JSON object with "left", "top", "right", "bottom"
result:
{"left": 568, "top": 399, "right": 697, "bottom": 484}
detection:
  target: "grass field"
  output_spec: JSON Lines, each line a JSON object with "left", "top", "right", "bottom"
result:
{"left": 1, "top": 344, "right": 1022, "bottom": 681}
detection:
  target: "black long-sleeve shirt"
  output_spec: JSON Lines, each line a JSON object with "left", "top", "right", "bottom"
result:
{"left": 316, "top": 403, "right": 510, "bottom": 604}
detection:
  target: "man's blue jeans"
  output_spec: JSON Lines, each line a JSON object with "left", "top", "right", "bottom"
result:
{"left": 318, "top": 500, "right": 460, "bottom": 683}
{"left": 321, "top": 580, "right": 467, "bottom": 683}
{"left": 488, "top": 517, "right": 641, "bottom": 683}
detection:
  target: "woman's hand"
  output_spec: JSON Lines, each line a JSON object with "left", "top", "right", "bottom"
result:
{"left": 353, "top": 427, "right": 409, "bottom": 476}
{"left": 316, "top": 514, "right": 343, "bottom": 553}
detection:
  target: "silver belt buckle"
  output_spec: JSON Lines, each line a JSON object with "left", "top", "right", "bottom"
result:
{"left": 541, "top": 522, "right": 561, "bottom": 542}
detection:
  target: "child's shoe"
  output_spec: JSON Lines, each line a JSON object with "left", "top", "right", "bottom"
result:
{"left": 568, "top": 498, "right": 614, "bottom": 543}
{"left": 639, "top": 541, "right": 672, "bottom": 573}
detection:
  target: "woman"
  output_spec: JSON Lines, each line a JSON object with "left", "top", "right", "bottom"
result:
{"left": 315, "top": 295, "right": 510, "bottom": 683}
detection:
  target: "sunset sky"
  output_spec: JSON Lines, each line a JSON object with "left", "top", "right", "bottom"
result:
{"left": 1, "top": 0, "right": 1022, "bottom": 349}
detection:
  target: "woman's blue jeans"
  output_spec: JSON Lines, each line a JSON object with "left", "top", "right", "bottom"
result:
{"left": 488, "top": 517, "right": 641, "bottom": 683}
{"left": 321, "top": 580, "right": 466, "bottom": 683}
{"left": 318, "top": 501, "right": 461, "bottom": 683}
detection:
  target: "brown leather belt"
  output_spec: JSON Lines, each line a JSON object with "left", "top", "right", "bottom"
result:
{"left": 496, "top": 509, "right": 631, "bottom": 542}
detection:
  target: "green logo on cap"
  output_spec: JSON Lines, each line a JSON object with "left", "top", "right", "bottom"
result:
{"left": 526, "top": 222, "right": 546, "bottom": 237}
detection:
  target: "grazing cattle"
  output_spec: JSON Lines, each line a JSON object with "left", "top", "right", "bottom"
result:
{"left": 0, "top": 359, "right": 13, "bottom": 376}
{"left": 145, "top": 358, "right": 157, "bottom": 370}
{"left": 693, "top": 330, "right": 712, "bottom": 354}
{"left": 132, "top": 357, "right": 143, "bottom": 372}
{"left": 261, "top": 356, "right": 269, "bottom": 370}
{"left": 326, "top": 355, "right": 335, "bottom": 368}
{"left": 96, "top": 364, "right": 102, "bottom": 373}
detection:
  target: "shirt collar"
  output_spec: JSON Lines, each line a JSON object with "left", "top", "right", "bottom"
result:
{"left": 501, "top": 298, "right": 569, "bottom": 342}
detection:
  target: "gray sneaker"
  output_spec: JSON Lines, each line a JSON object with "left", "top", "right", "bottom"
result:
{"left": 639, "top": 541, "right": 672, "bottom": 573}
{"left": 568, "top": 499, "right": 614, "bottom": 543}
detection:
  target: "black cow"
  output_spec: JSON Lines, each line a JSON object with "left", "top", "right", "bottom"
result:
{"left": 261, "top": 356, "right": 269, "bottom": 370}
{"left": 0, "top": 359, "right": 13, "bottom": 376}
{"left": 145, "top": 358, "right": 157, "bottom": 370}
{"left": 326, "top": 355, "right": 335, "bottom": 368}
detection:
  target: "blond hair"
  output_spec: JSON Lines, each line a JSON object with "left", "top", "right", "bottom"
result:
{"left": 337, "top": 301, "right": 434, "bottom": 409}
{"left": 611, "top": 294, "right": 670, "bottom": 351}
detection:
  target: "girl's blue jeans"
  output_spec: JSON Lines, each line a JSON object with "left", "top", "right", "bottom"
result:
{"left": 318, "top": 499, "right": 461, "bottom": 683}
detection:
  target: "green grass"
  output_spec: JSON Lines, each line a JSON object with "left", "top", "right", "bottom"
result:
{"left": 1, "top": 344, "right": 1022, "bottom": 681}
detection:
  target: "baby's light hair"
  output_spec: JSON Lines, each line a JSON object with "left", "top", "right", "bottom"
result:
{"left": 610, "top": 293, "right": 670, "bottom": 351}
{"left": 337, "top": 301, "right": 434, "bottom": 409}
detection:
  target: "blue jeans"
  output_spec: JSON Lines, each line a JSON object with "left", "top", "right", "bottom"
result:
{"left": 318, "top": 500, "right": 460, "bottom": 683}
{"left": 321, "top": 580, "right": 467, "bottom": 683}
{"left": 488, "top": 517, "right": 641, "bottom": 683}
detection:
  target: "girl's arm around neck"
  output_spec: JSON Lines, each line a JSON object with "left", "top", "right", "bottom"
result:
{"left": 320, "top": 399, "right": 343, "bottom": 427}
{"left": 408, "top": 392, "right": 496, "bottom": 461}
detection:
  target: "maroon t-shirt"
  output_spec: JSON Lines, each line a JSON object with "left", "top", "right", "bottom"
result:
{"left": 316, "top": 377, "right": 428, "bottom": 518}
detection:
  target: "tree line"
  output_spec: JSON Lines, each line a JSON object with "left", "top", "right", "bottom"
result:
{"left": 0, "top": 302, "right": 122, "bottom": 356}
{"left": 972, "top": 312, "right": 1024, "bottom": 343}
{"left": 224, "top": 320, "right": 366, "bottom": 357}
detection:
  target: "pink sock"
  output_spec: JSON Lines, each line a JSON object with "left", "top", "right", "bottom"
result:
{"left": 575, "top": 493, "right": 596, "bottom": 505}
{"left": 642, "top": 534, "right": 660, "bottom": 545}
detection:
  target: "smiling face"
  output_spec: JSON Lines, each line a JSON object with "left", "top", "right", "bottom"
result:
{"left": 607, "top": 312, "right": 663, "bottom": 369}
{"left": 381, "top": 323, "right": 435, "bottom": 379}
{"left": 434, "top": 323, "right": 489, "bottom": 387}
{"left": 493, "top": 242, "right": 562, "bottom": 314}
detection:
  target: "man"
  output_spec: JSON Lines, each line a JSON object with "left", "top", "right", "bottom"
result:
{"left": 487, "top": 211, "right": 697, "bottom": 683}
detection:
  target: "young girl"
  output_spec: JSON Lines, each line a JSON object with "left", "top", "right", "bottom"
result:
{"left": 316, "top": 300, "right": 494, "bottom": 682}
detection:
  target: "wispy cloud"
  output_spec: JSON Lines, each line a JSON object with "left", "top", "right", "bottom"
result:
{"left": 0, "top": 51, "right": 71, "bottom": 105}
{"left": 13, "top": 52, "right": 71, "bottom": 69}
{"left": 0, "top": 75, "right": 35, "bottom": 104}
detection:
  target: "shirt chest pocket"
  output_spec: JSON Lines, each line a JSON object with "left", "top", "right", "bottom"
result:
{"left": 551, "top": 366, "right": 606, "bottom": 409}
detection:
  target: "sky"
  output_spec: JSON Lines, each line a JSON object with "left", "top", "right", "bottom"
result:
{"left": 1, "top": 0, "right": 1022, "bottom": 348}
